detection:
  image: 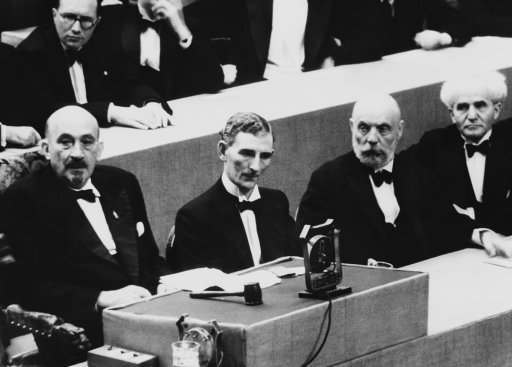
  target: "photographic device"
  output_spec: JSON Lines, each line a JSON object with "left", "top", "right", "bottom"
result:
{"left": 298, "top": 219, "right": 352, "bottom": 299}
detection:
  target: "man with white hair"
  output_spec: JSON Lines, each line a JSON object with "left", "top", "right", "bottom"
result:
{"left": 415, "top": 70, "right": 512, "bottom": 258}
{"left": 297, "top": 93, "right": 467, "bottom": 267}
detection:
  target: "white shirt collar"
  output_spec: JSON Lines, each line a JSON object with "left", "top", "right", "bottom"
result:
{"left": 462, "top": 129, "right": 492, "bottom": 145}
{"left": 374, "top": 159, "right": 394, "bottom": 173}
{"left": 70, "top": 179, "right": 101, "bottom": 197}
{"left": 221, "top": 172, "right": 261, "bottom": 202}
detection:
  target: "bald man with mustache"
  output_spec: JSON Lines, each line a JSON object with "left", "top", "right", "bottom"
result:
{"left": 297, "top": 94, "right": 470, "bottom": 267}
{"left": 1, "top": 105, "right": 169, "bottom": 348}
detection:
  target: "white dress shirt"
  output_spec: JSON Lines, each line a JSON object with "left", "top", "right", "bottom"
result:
{"left": 222, "top": 173, "right": 262, "bottom": 266}
{"left": 369, "top": 160, "right": 400, "bottom": 225}
{"left": 140, "top": 26, "right": 161, "bottom": 71}
{"left": 464, "top": 130, "right": 492, "bottom": 203}
{"left": 69, "top": 61, "right": 88, "bottom": 104}
{"left": 72, "top": 180, "right": 117, "bottom": 255}
{"left": 263, "top": 0, "right": 308, "bottom": 80}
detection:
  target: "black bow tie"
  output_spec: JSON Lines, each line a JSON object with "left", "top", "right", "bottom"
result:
{"left": 465, "top": 140, "right": 490, "bottom": 158}
{"left": 371, "top": 170, "right": 393, "bottom": 187}
{"left": 71, "top": 189, "right": 96, "bottom": 203}
{"left": 65, "top": 49, "right": 85, "bottom": 66}
{"left": 237, "top": 200, "right": 260, "bottom": 213}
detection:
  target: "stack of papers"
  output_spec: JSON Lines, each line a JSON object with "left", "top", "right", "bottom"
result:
{"left": 160, "top": 268, "right": 282, "bottom": 293}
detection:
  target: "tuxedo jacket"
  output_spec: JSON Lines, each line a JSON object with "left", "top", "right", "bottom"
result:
{"left": 297, "top": 151, "right": 470, "bottom": 267}
{"left": 16, "top": 24, "right": 163, "bottom": 132}
{"left": 186, "top": 0, "right": 338, "bottom": 84}
{"left": 413, "top": 119, "right": 512, "bottom": 235}
{"left": 98, "top": 5, "right": 224, "bottom": 100}
{"left": 458, "top": 0, "right": 512, "bottom": 37}
{"left": 373, "top": 0, "right": 473, "bottom": 54}
{"left": 168, "top": 179, "right": 300, "bottom": 274}
{"left": 1, "top": 165, "right": 168, "bottom": 345}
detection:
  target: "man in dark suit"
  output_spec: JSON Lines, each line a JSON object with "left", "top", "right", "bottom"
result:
{"left": 98, "top": 0, "right": 224, "bottom": 100}
{"left": 186, "top": 0, "right": 386, "bottom": 84}
{"left": 16, "top": 0, "right": 172, "bottom": 133}
{"left": 1, "top": 105, "right": 169, "bottom": 346}
{"left": 414, "top": 71, "right": 512, "bottom": 257}
{"left": 374, "top": 0, "right": 473, "bottom": 54}
{"left": 168, "top": 112, "right": 300, "bottom": 273}
{"left": 0, "top": 43, "right": 41, "bottom": 148}
{"left": 297, "top": 94, "right": 470, "bottom": 267}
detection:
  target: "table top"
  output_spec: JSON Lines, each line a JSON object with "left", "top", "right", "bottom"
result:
{"left": 403, "top": 248, "right": 512, "bottom": 335}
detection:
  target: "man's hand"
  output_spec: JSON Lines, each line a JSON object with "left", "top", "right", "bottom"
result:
{"left": 109, "top": 104, "right": 172, "bottom": 130}
{"left": 4, "top": 126, "right": 41, "bottom": 147}
{"left": 414, "top": 30, "right": 452, "bottom": 50}
{"left": 221, "top": 64, "right": 237, "bottom": 85}
{"left": 97, "top": 285, "right": 151, "bottom": 309}
{"left": 486, "top": 232, "right": 512, "bottom": 258}
{"left": 151, "top": 0, "right": 192, "bottom": 42}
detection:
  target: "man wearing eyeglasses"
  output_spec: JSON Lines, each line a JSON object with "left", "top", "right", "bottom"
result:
{"left": 297, "top": 94, "right": 470, "bottom": 267}
{"left": 16, "top": 0, "right": 172, "bottom": 132}
{"left": 414, "top": 71, "right": 512, "bottom": 258}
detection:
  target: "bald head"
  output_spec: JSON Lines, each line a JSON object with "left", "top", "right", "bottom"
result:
{"left": 43, "top": 105, "right": 103, "bottom": 189}
{"left": 351, "top": 94, "right": 402, "bottom": 125}
{"left": 350, "top": 94, "right": 404, "bottom": 170}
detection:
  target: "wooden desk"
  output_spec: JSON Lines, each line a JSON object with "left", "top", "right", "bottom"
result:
{"left": 337, "top": 248, "right": 512, "bottom": 366}
{"left": 98, "top": 37, "right": 512, "bottom": 251}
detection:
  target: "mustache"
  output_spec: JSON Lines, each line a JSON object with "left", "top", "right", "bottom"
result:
{"left": 66, "top": 160, "right": 87, "bottom": 169}
{"left": 361, "top": 149, "right": 384, "bottom": 157}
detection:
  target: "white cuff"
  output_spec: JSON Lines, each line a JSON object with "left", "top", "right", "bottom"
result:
{"left": 0, "top": 123, "right": 6, "bottom": 148}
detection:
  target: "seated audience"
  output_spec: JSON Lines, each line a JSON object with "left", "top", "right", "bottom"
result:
{"left": 186, "top": 0, "right": 386, "bottom": 84}
{"left": 0, "top": 43, "right": 41, "bottom": 146}
{"left": 168, "top": 112, "right": 300, "bottom": 273}
{"left": 1, "top": 105, "right": 170, "bottom": 346}
{"left": 414, "top": 71, "right": 512, "bottom": 257}
{"left": 297, "top": 94, "right": 470, "bottom": 267}
{"left": 98, "top": 0, "right": 224, "bottom": 100}
{"left": 376, "top": 0, "right": 473, "bottom": 53}
{"left": 16, "top": 0, "right": 172, "bottom": 132}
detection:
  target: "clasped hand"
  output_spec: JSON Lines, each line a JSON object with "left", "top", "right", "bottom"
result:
{"left": 111, "top": 102, "right": 172, "bottom": 130}
{"left": 97, "top": 285, "right": 152, "bottom": 309}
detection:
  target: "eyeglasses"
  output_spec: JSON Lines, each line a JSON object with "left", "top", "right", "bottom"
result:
{"left": 56, "top": 11, "right": 99, "bottom": 30}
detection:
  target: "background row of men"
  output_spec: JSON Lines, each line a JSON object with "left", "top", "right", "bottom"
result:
{"left": 1, "top": 0, "right": 512, "bottom": 150}
{"left": 1, "top": 69, "right": 511, "bottom": 354}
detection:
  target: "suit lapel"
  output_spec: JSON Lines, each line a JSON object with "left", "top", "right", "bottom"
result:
{"left": 214, "top": 181, "right": 255, "bottom": 269}
{"left": 346, "top": 156, "right": 388, "bottom": 234}
{"left": 245, "top": 0, "right": 273, "bottom": 67}
{"left": 483, "top": 130, "right": 512, "bottom": 201}
{"left": 95, "top": 176, "right": 140, "bottom": 284}
{"left": 304, "top": 0, "right": 331, "bottom": 66}
{"left": 44, "top": 27, "right": 76, "bottom": 101}
{"left": 446, "top": 129, "right": 477, "bottom": 204}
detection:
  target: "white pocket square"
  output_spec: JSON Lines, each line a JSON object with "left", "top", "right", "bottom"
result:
{"left": 136, "top": 222, "right": 145, "bottom": 237}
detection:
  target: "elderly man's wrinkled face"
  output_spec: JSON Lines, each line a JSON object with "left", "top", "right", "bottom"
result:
{"left": 52, "top": 0, "right": 99, "bottom": 51}
{"left": 350, "top": 98, "right": 403, "bottom": 170}
{"left": 218, "top": 132, "right": 274, "bottom": 196}
{"left": 450, "top": 94, "right": 501, "bottom": 143}
{"left": 43, "top": 107, "right": 103, "bottom": 189}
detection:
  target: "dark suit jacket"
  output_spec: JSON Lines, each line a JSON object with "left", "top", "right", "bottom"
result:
{"left": 168, "top": 179, "right": 300, "bottom": 273}
{"left": 186, "top": 0, "right": 337, "bottom": 84}
{"left": 1, "top": 165, "right": 168, "bottom": 346}
{"left": 413, "top": 119, "right": 512, "bottom": 235}
{"left": 297, "top": 151, "right": 471, "bottom": 267}
{"left": 458, "top": 0, "right": 512, "bottom": 37}
{"left": 98, "top": 5, "right": 224, "bottom": 100}
{"left": 374, "top": 0, "right": 473, "bottom": 54}
{"left": 16, "top": 24, "right": 163, "bottom": 132}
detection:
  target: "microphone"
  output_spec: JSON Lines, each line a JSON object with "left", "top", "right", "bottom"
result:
{"left": 189, "top": 283, "right": 263, "bottom": 305}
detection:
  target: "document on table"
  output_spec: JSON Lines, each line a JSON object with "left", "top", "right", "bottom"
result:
{"left": 484, "top": 256, "right": 512, "bottom": 269}
{"left": 159, "top": 267, "right": 281, "bottom": 292}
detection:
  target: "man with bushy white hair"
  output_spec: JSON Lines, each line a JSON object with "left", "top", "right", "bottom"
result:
{"left": 415, "top": 70, "right": 512, "bottom": 258}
